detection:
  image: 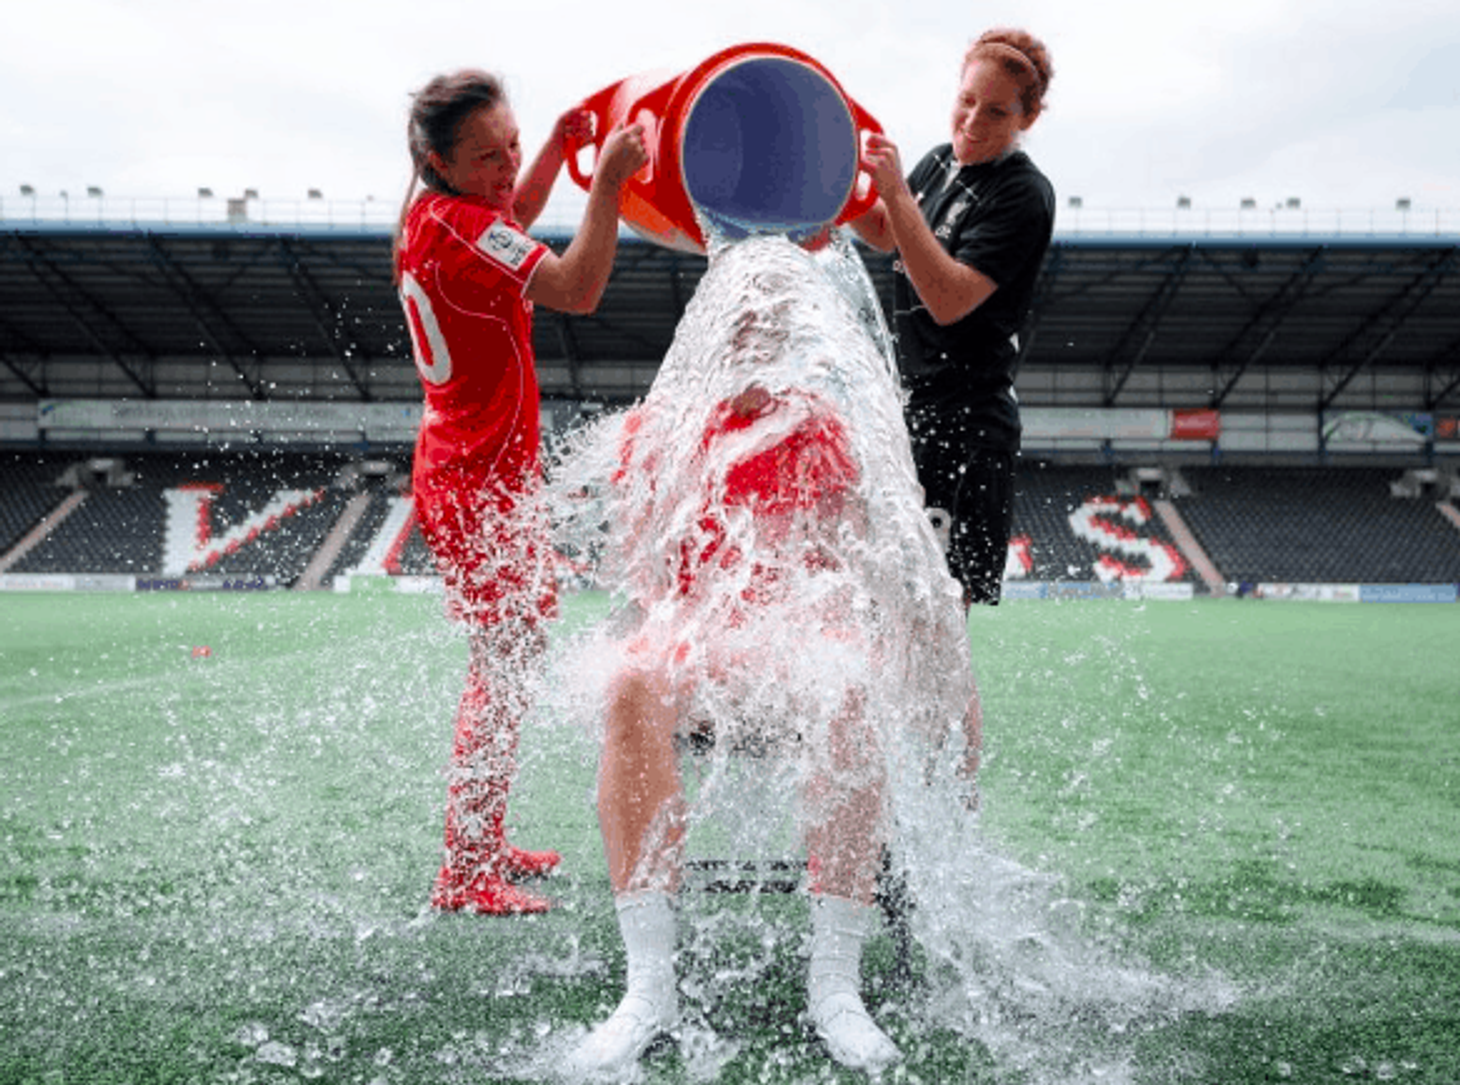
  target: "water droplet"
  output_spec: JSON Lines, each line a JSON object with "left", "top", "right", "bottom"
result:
{"left": 256, "top": 1040, "right": 298, "bottom": 1067}
{"left": 232, "top": 1022, "right": 269, "bottom": 1046}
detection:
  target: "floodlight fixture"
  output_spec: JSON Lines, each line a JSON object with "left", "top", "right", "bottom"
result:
{"left": 20, "top": 184, "right": 35, "bottom": 196}
{"left": 307, "top": 188, "right": 323, "bottom": 199}
{"left": 244, "top": 188, "right": 259, "bottom": 199}
{"left": 1396, "top": 197, "right": 1412, "bottom": 211}
{"left": 87, "top": 186, "right": 103, "bottom": 197}
{"left": 1067, "top": 195, "right": 1082, "bottom": 208}
{"left": 1176, "top": 195, "right": 1191, "bottom": 209}
{"left": 198, "top": 187, "right": 214, "bottom": 198}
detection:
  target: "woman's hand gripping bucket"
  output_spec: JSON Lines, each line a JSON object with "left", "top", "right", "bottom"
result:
{"left": 566, "top": 42, "right": 883, "bottom": 253}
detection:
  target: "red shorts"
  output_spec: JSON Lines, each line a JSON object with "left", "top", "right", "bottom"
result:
{"left": 415, "top": 471, "right": 557, "bottom": 628}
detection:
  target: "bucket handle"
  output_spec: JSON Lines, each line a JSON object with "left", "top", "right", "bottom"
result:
{"left": 835, "top": 98, "right": 885, "bottom": 227}
{"left": 564, "top": 81, "right": 621, "bottom": 191}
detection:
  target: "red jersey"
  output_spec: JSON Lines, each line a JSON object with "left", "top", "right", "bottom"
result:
{"left": 398, "top": 192, "right": 550, "bottom": 499}
{"left": 397, "top": 193, "right": 555, "bottom": 627}
{"left": 619, "top": 389, "right": 860, "bottom": 603}
{"left": 711, "top": 393, "right": 858, "bottom": 519}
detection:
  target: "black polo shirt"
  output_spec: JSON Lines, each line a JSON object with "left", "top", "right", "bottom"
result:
{"left": 892, "top": 144, "right": 1055, "bottom": 451}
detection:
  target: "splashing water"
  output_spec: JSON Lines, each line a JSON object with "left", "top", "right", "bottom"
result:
{"left": 548, "top": 232, "right": 972, "bottom": 853}
{"left": 552, "top": 232, "right": 968, "bottom": 725}
{"left": 543, "top": 232, "right": 1231, "bottom": 1083}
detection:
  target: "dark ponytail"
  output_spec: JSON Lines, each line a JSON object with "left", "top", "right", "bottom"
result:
{"left": 393, "top": 70, "right": 507, "bottom": 283}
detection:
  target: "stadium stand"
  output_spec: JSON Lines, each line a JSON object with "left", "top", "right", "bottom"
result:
{"left": 9, "top": 449, "right": 1455, "bottom": 591}
{"left": 15, "top": 485, "right": 164, "bottom": 575}
{"left": 321, "top": 481, "right": 438, "bottom": 584}
{"left": 0, "top": 452, "right": 71, "bottom": 559}
{"left": 1011, "top": 461, "right": 1200, "bottom": 585}
{"left": 6, "top": 451, "right": 353, "bottom": 582}
{"left": 324, "top": 489, "right": 401, "bottom": 582}
{"left": 1177, "top": 466, "right": 1460, "bottom": 586}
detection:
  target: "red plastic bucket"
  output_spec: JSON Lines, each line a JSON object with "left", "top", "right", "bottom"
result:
{"left": 567, "top": 43, "right": 882, "bottom": 253}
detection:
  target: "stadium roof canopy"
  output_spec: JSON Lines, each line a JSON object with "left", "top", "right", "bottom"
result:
{"left": 2, "top": 222, "right": 1459, "bottom": 414}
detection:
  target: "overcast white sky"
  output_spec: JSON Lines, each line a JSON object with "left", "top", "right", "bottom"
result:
{"left": 4, "top": 0, "right": 1458, "bottom": 223}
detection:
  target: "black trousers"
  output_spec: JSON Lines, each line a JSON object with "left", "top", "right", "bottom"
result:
{"left": 906, "top": 404, "right": 1017, "bottom": 606}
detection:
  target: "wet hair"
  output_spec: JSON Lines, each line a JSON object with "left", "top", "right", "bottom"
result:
{"left": 393, "top": 69, "right": 507, "bottom": 281}
{"left": 964, "top": 29, "right": 1054, "bottom": 120}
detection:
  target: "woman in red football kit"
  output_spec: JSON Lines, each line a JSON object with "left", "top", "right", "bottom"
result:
{"left": 394, "top": 70, "right": 646, "bottom": 915}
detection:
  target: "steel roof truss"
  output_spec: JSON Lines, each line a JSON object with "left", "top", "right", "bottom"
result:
{"left": 1018, "top": 243, "right": 1065, "bottom": 365}
{"left": 144, "top": 237, "right": 266, "bottom": 399}
{"left": 1424, "top": 333, "right": 1460, "bottom": 410}
{"left": 1102, "top": 244, "right": 1193, "bottom": 405}
{"left": 1207, "top": 246, "right": 1327, "bottom": 407}
{"left": 278, "top": 238, "right": 373, "bottom": 400}
{"left": 0, "top": 347, "right": 47, "bottom": 397}
{"left": 1319, "top": 247, "right": 1459, "bottom": 411}
{"left": 555, "top": 315, "right": 585, "bottom": 399}
{"left": 17, "top": 240, "right": 157, "bottom": 397}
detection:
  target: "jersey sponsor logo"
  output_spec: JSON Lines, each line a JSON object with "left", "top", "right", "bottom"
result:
{"left": 478, "top": 219, "right": 536, "bottom": 272}
{"left": 937, "top": 197, "right": 972, "bottom": 239}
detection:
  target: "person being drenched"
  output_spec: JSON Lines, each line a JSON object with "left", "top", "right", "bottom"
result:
{"left": 550, "top": 234, "right": 979, "bottom": 1077}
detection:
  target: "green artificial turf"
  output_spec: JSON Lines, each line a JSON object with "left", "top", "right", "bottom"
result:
{"left": 1, "top": 591, "right": 1456, "bottom": 1083}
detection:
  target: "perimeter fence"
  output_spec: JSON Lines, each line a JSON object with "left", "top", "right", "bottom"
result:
{"left": 3, "top": 193, "right": 1459, "bottom": 239}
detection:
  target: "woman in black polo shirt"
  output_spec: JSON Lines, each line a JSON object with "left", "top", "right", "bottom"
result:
{"left": 853, "top": 27, "right": 1055, "bottom": 608}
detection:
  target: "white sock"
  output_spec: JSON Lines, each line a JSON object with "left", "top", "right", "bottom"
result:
{"left": 807, "top": 894, "right": 900, "bottom": 1073}
{"left": 616, "top": 890, "right": 678, "bottom": 1020}
{"left": 565, "top": 891, "right": 677, "bottom": 1076}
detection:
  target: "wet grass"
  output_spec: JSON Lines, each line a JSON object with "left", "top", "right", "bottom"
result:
{"left": 1, "top": 591, "right": 1458, "bottom": 1083}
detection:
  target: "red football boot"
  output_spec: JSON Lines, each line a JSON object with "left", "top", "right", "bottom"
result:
{"left": 430, "top": 868, "right": 552, "bottom": 915}
{"left": 487, "top": 808, "right": 561, "bottom": 881}
{"left": 500, "top": 841, "right": 562, "bottom": 880}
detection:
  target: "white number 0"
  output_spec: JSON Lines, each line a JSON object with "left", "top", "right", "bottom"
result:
{"left": 400, "top": 272, "right": 453, "bottom": 385}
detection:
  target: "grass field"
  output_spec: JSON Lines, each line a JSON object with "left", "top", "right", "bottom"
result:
{"left": 1, "top": 590, "right": 1457, "bottom": 1084}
